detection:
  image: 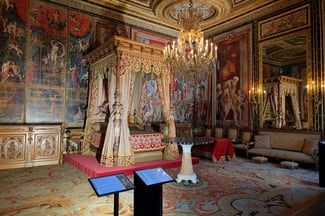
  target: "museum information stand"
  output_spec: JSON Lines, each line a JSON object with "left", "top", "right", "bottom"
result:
{"left": 89, "top": 173, "right": 134, "bottom": 216}
{"left": 319, "top": 141, "right": 325, "bottom": 187}
{"left": 134, "top": 167, "right": 174, "bottom": 216}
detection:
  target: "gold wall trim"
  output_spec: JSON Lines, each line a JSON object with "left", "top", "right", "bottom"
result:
{"left": 258, "top": 4, "right": 311, "bottom": 41}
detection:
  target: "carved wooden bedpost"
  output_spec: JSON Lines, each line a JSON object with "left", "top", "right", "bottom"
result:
{"left": 113, "top": 50, "right": 122, "bottom": 165}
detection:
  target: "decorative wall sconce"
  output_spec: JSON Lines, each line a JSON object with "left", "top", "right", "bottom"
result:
{"left": 249, "top": 87, "right": 263, "bottom": 132}
{"left": 306, "top": 80, "right": 322, "bottom": 129}
{"left": 307, "top": 79, "right": 325, "bottom": 131}
{"left": 248, "top": 87, "right": 262, "bottom": 105}
{"left": 307, "top": 81, "right": 321, "bottom": 106}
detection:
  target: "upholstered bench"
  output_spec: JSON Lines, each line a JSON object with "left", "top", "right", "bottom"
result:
{"left": 252, "top": 156, "right": 268, "bottom": 163}
{"left": 247, "top": 129, "right": 321, "bottom": 168}
{"left": 280, "top": 161, "right": 299, "bottom": 169}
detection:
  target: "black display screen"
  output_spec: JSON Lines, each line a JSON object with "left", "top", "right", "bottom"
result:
{"left": 134, "top": 167, "right": 174, "bottom": 186}
{"left": 89, "top": 173, "right": 134, "bottom": 197}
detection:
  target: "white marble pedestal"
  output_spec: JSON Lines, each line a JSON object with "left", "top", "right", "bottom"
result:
{"left": 176, "top": 144, "right": 198, "bottom": 184}
{"left": 162, "top": 137, "right": 214, "bottom": 185}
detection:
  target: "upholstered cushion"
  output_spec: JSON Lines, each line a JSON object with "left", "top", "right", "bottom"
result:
{"left": 233, "top": 143, "right": 249, "bottom": 150}
{"left": 302, "top": 138, "right": 319, "bottom": 155}
{"left": 214, "top": 128, "right": 223, "bottom": 138}
{"left": 280, "top": 161, "right": 298, "bottom": 169}
{"left": 259, "top": 131, "right": 320, "bottom": 152}
{"left": 248, "top": 148, "right": 316, "bottom": 164}
{"left": 241, "top": 131, "right": 251, "bottom": 143}
{"left": 227, "top": 128, "right": 238, "bottom": 142}
{"left": 205, "top": 129, "right": 212, "bottom": 137}
{"left": 254, "top": 134, "right": 271, "bottom": 148}
{"left": 252, "top": 156, "right": 268, "bottom": 163}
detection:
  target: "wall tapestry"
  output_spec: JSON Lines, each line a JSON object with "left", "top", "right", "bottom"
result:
{"left": 66, "top": 9, "right": 92, "bottom": 127}
{"left": 139, "top": 72, "right": 163, "bottom": 126}
{"left": 213, "top": 24, "right": 252, "bottom": 129}
{"left": 0, "top": 0, "right": 92, "bottom": 127}
{"left": 0, "top": 0, "right": 28, "bottom": 123}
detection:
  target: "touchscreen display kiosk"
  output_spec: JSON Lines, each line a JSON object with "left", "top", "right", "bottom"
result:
{"left": 134, "top": 167, "right": 174, "bottom": 186}
{"left": 89, "top": 173, "right": 134, "bottom": 197}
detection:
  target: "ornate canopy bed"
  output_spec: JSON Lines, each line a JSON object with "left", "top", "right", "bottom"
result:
{"left": 82, "top": 36, "right": 178, "bottom": 167}
{"left": 262, "top": 75, "right": 302, "bottom": 129}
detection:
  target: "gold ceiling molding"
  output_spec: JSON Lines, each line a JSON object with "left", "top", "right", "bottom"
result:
{"left": 204, "top": 0, "right": 308, "bottom": 37}
{"left": 52, "top": 0, "right": 309, "bottom": 38}
{"left": 86, "top": 0, "right": 156, "bottom": 16}
{"left": 154, "top": 0, "right": 232, "bottom": 31}
{"left": 53, "top": 0, "right": 177, "bottom": 36}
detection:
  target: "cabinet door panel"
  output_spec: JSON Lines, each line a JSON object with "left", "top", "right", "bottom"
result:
{"left": 34, "top": 133, "right": 60, "bottom": 160}
{"left": 0, "top": 134, "right": 27, "bottom": 162}
{"left": 0, "top": 125, "right": 62, "bottom": 169}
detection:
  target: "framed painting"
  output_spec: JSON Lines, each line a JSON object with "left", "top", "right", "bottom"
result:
{"left": 213, "top": 24, "right": 252, "bottom": 129}
{"left": 131, "top": 28, "right": 171, "bottom": 48}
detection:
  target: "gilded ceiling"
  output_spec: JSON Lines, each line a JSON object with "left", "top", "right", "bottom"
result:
{"left": 68, "top": 0, "right": 308, "bottom": 65}
{"left": 74, "top": 0, "right": 307, "bottom": 37}
{"left": 263, "top": 34, "right": 307, "bottom": 66}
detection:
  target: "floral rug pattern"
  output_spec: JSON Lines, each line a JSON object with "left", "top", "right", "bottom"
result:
{"left": 1, "top": 158, "right": 324, "bottom": 215}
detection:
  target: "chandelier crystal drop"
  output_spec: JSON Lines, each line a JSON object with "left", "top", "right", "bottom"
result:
{"left": 164, "top": 0, "right": 217, "bottom": 82}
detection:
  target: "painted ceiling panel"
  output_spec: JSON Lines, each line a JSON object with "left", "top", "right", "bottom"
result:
{"left": 75, "top": 0, "right": 305, "bottom": 33}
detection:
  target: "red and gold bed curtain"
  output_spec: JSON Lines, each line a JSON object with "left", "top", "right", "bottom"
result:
{"left": 157, "top": 70, "right": 179, "bottom": 160}
{"left": 82, "top": 54, "right": 115, "bottom": 155}
{"left": 100, "top": 52, "right": 135, "bottom": 166}
{"left": 100, "top": 52, "right": 178, "bottom": 166}
{"left": 84, "top": 50, "right": 178, "bottom": 166}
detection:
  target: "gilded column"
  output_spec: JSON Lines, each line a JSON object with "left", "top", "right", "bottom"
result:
{"left": 311, "top": 0, "right": 325, "bottom": 135}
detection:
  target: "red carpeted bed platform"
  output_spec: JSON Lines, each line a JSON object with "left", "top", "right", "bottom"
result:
{"left": 64, "top": 153, "right": 200, "bottom": 178}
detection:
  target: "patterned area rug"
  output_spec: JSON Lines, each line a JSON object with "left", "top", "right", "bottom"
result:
{"left": 0, "top": 157, "right": 324, "bottom": 215}
{"left": 164, "top": 159, "right": 325, "bottom": 215}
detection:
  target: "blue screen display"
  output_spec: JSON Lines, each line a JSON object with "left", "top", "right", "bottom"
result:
{"left": 89, "top": 174, "right": 134, "bottom": 197}
{"left": 135, "top": 167, "right": 174, "bottom": 186}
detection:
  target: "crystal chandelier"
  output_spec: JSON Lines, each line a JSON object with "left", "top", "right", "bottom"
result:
{"left": 164, "top": 0, "right": 217, "bottom": 82}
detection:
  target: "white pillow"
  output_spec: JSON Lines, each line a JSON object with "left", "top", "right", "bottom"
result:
{"left": 254, "top": 134, "right": 271, "bottom": 148}
{"left": 302, "top": 138, "right": 318, "bottom": 155}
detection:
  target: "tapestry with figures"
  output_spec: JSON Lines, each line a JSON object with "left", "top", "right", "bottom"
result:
{"left": 0, "top": 0, "right": 91, "bottom": 127}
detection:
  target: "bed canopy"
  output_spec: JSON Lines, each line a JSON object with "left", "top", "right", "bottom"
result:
{"left": 83, "top": 36, "right": 178, "bottom": 167}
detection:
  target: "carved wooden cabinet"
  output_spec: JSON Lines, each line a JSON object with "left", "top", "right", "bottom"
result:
{"left": 0, "top": 124, "right": 62, "bottom": 170}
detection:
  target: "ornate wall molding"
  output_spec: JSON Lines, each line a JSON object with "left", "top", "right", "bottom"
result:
{"left": 258, "top": 4, "right": 310, "bottom": 41}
